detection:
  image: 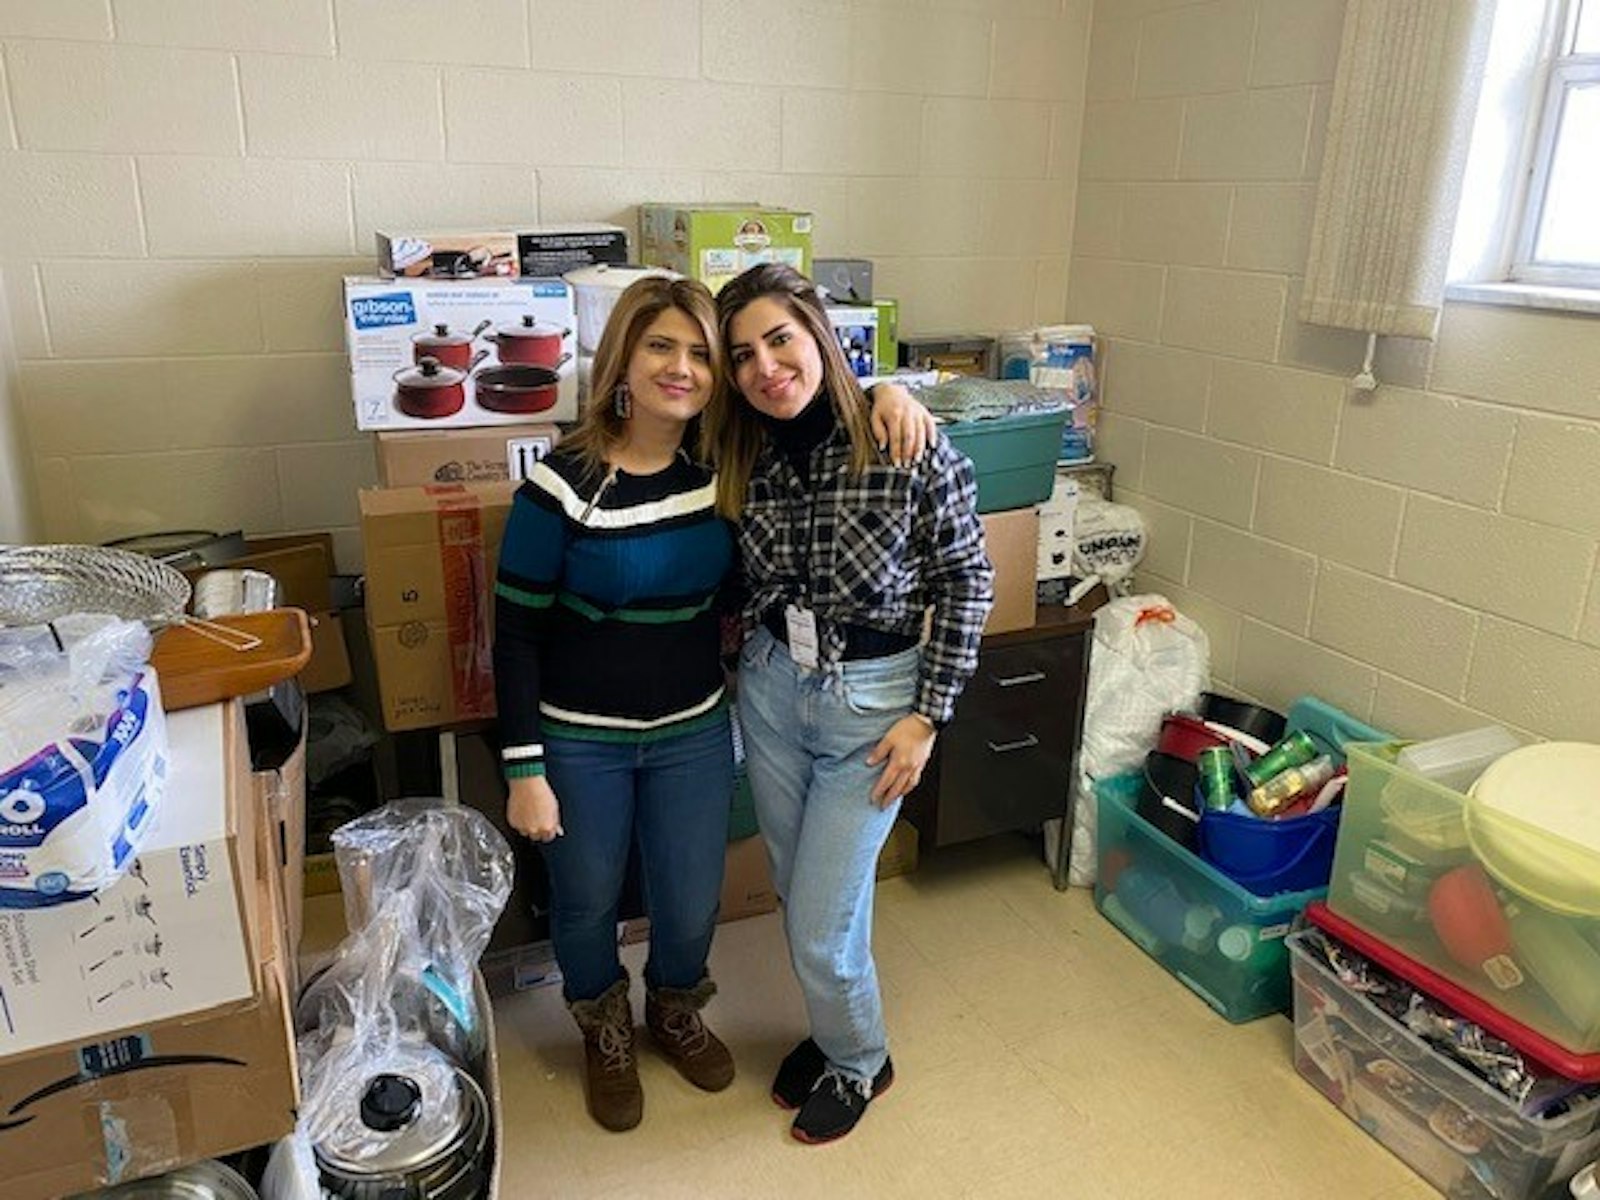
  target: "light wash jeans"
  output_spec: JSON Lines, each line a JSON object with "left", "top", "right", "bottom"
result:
{"left": 737, "top": 626, "right": 918, "bottom": 1084}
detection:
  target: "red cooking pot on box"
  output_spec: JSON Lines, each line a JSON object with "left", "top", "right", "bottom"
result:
{"left": 411, "top": 320, "right": 490, "bottom": 370}
{"left": 490, "top": 315, "right": 570, "bottom": 367}
{"left": 475, "top": 363, "right": 562, "bottom": 415}
{"left": 393, "top": 352, "right": 486, "bottom": 419}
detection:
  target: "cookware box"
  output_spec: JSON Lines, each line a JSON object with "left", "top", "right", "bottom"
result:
{"left": 344, "top": 277, "right": 578, "bottom": 430}
{"left": 375, "top": 223, "right": 626, "bottom": 279}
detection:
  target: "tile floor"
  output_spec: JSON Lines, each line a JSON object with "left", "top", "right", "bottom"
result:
{"left": 487, "top": 835, "right": 1439, "bottom": 1199}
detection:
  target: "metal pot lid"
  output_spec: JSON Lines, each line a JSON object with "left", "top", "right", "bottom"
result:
{"left": 393, "top": 356, "right": 466, "bottom": 388}
{"left": 316, "top": 1054, "right": 475, "bottom": 1177}
{"left": 412, "top": 322, "right": 471, "bottom": 348}
{"left": 496, "top": 314, "right": 565, "bottom": 338}
{"left": 68, "top": 1159, "right": 258, "bottom": 1199}
{"left": 562, "top": 263, "right": 677, "bottom": 290}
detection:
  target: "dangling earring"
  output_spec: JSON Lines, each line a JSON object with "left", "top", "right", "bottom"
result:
{"left": 613, "top": 382, "right": 632, "bottom": 419}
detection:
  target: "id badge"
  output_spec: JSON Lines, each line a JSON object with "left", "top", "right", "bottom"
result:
{"left": 784, "top": 604, "right": 820, "bottom": 669}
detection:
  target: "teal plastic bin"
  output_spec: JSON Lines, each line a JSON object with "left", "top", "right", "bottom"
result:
{"left": 942, "top": 408, "right": 1069, "bottom": 513}
{"left": 1096, "top": 773, "right": 1323, "bottom": 1022}
{"left": 1094, "top": 695, "right": 1393, "bottom": 1022}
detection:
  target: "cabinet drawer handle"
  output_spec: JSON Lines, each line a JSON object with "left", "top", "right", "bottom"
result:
{"left": 986, "top": 733, "right": 1040, "bottom": 754}
{"left": 990, "top": 670, "right": 1046, "bottom": 688}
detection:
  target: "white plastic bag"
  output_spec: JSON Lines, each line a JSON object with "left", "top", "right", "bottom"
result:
{"left": 259, "top": 1131, "right": 322, "bottom": 1200}
{"left": 1048, "top": 595, "right": 1209, "bottom": 887}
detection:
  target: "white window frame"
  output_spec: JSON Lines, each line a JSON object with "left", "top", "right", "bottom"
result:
{"left": 1507, "top": 0, "right": 1600, "bottom": 288}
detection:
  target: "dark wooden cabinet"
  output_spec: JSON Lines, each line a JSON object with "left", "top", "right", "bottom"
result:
{"left": 904, "top": 592, "right": 1100, "bottom": 888}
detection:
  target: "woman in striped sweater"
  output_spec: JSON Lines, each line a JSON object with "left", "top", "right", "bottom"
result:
{"left": 493, "top": 276, "right": 930, "bottom": 1133}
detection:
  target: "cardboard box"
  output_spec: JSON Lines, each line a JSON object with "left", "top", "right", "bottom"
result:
{"left": 185, "top": 533, "right": 352, "bottom": 695}
{"left": 982, "top": 507, "right": 1039, "bottom": 635}
{"left": 1037, "top": 474, "right": 1080, "bottom": 581}
{"left": 899, "top": 334, "right": 998, "bottom": 379}
{"left": 0, "top": 928, "right": 296, "bottom": 1200}
{"left": 719, "top": 833, "right": 778, "bottom": 922}
{"left": 876, "top": 819, "right": 920, "bottom": 880}
{"left": 360, "top": 483, "right": 516, "bottom": 732}
{"left": 376, "top": 225, "right": 628, "bottom": 280}
{"left": 344, "top": 276, "right": 579, "bottom": 430}
{"left": 874, "top": 298, "right": 899, "bottom": 372}
{"left": 517, "top": 224, "right": 628, "bottom": 277}
{"left": 0, "top": 703, "right": 262, "bottom": 1060}
{"left": 375, "top": 424, "right": 561, "bottom": 488}
{"left": 815, "top": 258, "right": 873, "bottom": 303}
{"left": 826, "top": 305, "right": 880, "bottom": 379}
{"left": 376, "top": 230, "right": 519, "bottom": 279}
{"left": 252, "top": 711, "right": 307, "bottom": 986}
{"left": 639, "top": 204, "right": 812, "bottom": 295}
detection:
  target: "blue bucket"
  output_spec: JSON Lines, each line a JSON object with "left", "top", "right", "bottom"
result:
{"left": 1197, "top": 807, "right": 1340, "bottom": 897}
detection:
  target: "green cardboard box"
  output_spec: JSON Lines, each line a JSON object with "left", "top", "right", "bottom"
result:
{"left": 639, "top": 203, "right": 813, "bottom": 294}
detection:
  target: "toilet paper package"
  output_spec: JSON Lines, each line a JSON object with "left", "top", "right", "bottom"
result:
{"left": 0, "top": 619, "right": 169, "bottom": 907}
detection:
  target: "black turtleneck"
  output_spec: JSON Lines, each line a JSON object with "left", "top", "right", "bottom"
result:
{"left": 759, "top": 392, "right": 835, "bottom": 488}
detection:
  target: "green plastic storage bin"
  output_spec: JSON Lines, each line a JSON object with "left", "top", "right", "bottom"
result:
{"left": 1327, "top": 742, "right": 1600, "bottom": 1055}
{"left": 1096, "top": 773, "right": 1325, "bottom": 1022}
{"left": 942, "top": 408, "right": 1069, "bottom": 513}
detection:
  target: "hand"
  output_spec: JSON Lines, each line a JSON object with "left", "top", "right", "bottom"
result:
{"left": 865, "top": 715, "right": 937, "bottom": 807}
{"left": 507, "top": 775, "right": 564, "bottom": 842}
{"left": 868, "top": 383, "right": 938, "bottom": 467}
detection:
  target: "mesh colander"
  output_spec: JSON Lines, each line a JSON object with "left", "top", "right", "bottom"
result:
{"left": 0, "top": 544, "right": 260, "bottom": 648}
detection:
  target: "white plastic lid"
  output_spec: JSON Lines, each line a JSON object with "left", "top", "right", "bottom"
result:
{"left": 1395, "top": 726, "right": 1521, "bottom": 792}
{"left": 562, "top": 263, "right": 677, "bottom": 290}
{"left": 1465, "top": 741, "right": 1600, "bottom": 916}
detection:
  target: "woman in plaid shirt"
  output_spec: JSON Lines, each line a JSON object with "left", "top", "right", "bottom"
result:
{"left": 709, "top": 264, "right": 995, "bottom": 1144}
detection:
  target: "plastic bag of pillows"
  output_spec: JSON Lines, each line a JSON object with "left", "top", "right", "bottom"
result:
{"left": 0, "top": 614, "right": 169, "bottom": 907}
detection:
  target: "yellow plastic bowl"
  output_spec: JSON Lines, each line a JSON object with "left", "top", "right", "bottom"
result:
{"left": 1464, "top": 742, "right": 1600, "bottom": 917}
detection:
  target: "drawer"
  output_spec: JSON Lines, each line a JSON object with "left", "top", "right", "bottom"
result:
{"left": 927, "top": 709, "right": 1073, "bottom": 844}
{"left": 960, "top": 637, "right": 1084, "bottom": 719}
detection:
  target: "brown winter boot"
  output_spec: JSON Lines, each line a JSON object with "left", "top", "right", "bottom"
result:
{"left": 645, "top": 976, "right": 735, "bottom": 1092}
{"left": 568, "top": 975, "right": 642, "bottom": 1131}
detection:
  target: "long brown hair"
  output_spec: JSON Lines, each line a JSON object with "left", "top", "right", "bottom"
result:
{"left": 558, "top": 276, "right": 720, "bottom": 483}
{"left": 707, "top": 263, "right": 880, "bottom": 520}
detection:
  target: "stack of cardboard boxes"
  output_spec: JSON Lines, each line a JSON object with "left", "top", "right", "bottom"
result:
{"left": 0, "top": 701, "right": 304, "bottom": 1200}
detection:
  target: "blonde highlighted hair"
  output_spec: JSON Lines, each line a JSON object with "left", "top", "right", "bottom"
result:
{"left": 558, "top": 276, "right": 721, "bottom": 483}
{"left": 705, "top": 263, "right": 881, "bottom": 520}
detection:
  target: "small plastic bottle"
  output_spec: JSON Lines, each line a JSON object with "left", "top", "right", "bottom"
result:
{"left": 1247, "top": 754, "right": 1335, "bottom": 817}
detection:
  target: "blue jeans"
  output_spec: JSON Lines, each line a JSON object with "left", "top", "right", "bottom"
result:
{"left": 737, "top": 627, "right": 918, "bottom": 1084}
{"left": 540, "top": 712, "right": 734, "bottom": 1003}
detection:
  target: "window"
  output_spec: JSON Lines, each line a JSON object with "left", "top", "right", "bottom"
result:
{"left": 1510, "top": 0, "right": 1600, "bottom": 287}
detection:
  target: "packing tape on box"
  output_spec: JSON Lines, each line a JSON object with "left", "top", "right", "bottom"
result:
{"left": 425, "top": 486, "right": 497, "bottom": 719}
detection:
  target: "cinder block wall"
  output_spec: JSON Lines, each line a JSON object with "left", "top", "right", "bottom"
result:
{"left": 0, "top": 0, "right": 1089, "bottom": 565}
{"left": 1073, "top": 0, "right": 1600, "bottom": 742}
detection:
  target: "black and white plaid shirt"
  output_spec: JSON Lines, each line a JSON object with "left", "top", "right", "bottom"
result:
{"left": 737, "top": 422, "right": 995, "bottom": 725}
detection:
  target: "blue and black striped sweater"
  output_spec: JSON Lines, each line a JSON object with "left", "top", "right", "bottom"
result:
{"left": 492, "top": 446, "right": 734, "bottom": 779}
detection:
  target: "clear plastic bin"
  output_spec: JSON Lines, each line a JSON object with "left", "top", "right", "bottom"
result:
{"left": 1289, "top": 930, "right": 1600, "bottom": 1200}
{"left": 1327, "top": 743, "right": 1600, "bottom": 1055}
{"left": 1095, "top": 773, "right": 1325, "bottom": 1022}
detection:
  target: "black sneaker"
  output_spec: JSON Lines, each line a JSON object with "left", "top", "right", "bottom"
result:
{"left": 791, "top": 1060, "right": 895, "bottom": 1145}
{"left": 772, "top": 1039, "right": 896, "bottom": 1110}
{"left": 771, "top": 1038, "right": 827, "bottom": 1109}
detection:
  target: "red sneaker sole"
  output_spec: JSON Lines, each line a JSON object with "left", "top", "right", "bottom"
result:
{"left": 786, "top": 1072, "right": 894, "bottom": 1143}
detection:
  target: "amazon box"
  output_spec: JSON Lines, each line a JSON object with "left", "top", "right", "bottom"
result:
{"left": 0, "top": 861, "right": 296, "bottom": 1200}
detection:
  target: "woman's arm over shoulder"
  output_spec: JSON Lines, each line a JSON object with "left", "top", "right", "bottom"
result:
{"left": 910, "top": 435, "right": 995, "bottom": 725}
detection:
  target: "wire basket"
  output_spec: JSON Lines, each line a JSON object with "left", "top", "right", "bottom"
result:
{"left": 0, "top": 544, "right": 260, "bottom": 649}
{"left": 0, "top": 544, "right": 192, "bottom": 627}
